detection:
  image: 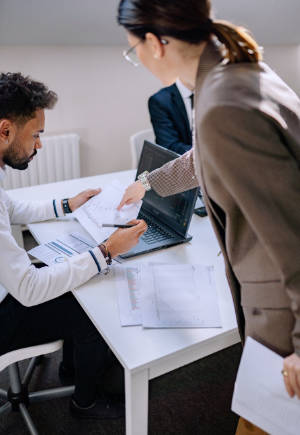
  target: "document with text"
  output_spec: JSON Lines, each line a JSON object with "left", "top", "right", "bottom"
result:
{"left": 141, "top": 263, "right": 221, "bottom": 328}
{"left": 28, "top": 231, "right": 97, "bottom": 265}
{"left": 114, "top": 265, "right": 142, "bottom": 326}
{"left": 73, "top": 180, "right": 142, "bottom": 244}
{"left": 115, "top": 263, "right": 221, "bottom": 329}
{"left": 232, "top": 337, "right": 300, "bottom": 435}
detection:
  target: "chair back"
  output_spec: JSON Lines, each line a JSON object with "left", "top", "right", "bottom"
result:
{"left": 130, "top": 129, "right": 155, "bottom": 168}
{"left": 0, "top": 340, "right": 63, "bottom": 372}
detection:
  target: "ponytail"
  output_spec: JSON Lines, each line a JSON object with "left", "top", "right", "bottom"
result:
{"left": 212, "top": 20, "right": 262, "bottom": 63}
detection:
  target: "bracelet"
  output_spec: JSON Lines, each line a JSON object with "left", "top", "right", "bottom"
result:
{"left": 137, "top": 170, "right": 151, "bottom": 191}
{"left": 62, "top": 198, "right": 72, "bottom": 214}
{"left": 99, "top": 243, "right": 112, "bottom": 265}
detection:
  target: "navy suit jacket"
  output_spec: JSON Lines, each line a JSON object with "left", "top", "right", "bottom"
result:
{"left": 148, "top": 83, "right": 192, "bottom": 155}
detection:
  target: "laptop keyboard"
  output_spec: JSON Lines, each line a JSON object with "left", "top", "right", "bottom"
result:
{"left": 139, "top": 213, "right": 175, "bottom": 245}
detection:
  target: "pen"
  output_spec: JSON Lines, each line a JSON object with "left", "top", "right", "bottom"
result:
{"left": 102, "top": 224, "right": 135, "bottom": 228}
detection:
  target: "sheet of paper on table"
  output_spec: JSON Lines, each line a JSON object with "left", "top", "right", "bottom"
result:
{"left": 141, "top": 263, "right": 221, "bottom": 328}
{"left": 114, "top": 265, "right": 142, "bottom": 326}
{"left": 115, "top": 263, "right": 221, "bottom": 328}
{"left": 232, "top": 337, "right": 300, "bottom": 435}
{"left": 28, "top": 231, "right": 97, "bottom": 265}
{"left": 73, "top": 180, "right": 142, "bottom": 244}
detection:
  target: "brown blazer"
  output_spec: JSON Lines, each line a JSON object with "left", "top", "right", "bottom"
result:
{"left": 148, "top": 40, "right": 300, "bottom": 357}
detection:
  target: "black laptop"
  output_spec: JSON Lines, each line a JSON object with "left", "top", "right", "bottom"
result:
{"left": 119, "top": 141, "right": 198, "bottom": 259}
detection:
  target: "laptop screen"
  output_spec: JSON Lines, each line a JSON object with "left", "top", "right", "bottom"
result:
{"left": 136, "top": 141, "right": 198, "bottom": 237}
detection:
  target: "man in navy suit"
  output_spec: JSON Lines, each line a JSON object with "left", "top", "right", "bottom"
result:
{"left": 148, "top": 79, "right": 193, "bottom": 154}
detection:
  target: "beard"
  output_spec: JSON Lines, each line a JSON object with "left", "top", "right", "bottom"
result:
{"left": 3, "top": 140, "right": 37, "bottom": 170}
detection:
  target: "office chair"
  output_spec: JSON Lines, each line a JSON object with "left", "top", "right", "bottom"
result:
{"left": 0, "top": 340, "right": 74, "bottom": 435}
{"left": 130, "top": 128, "right": 155, "bottom": 168}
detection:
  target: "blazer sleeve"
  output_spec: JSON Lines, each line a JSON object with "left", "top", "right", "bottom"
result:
{"left": 148, "top": 149, "right": 200, "bottom": 197}
{"left": 148, "top": 96, "right": 191, "bottom": 154}
{"left": 200, "top": 105, "right": 300, "bottom": 354}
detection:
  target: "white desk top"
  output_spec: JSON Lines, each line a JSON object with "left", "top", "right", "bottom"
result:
{"left": 8, "top": 170, "right": 239, "bottom": 375}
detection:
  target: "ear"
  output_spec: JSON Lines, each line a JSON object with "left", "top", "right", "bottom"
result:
{"left": 0, "top": 120, "right": 15, "bottom": 145}
{"left": 145, "top": 32, "right": 166, "bottom": 60}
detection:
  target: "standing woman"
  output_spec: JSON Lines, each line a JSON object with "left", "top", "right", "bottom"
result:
{"left": 117, "top": 0, "right": 300, "bottom": 433}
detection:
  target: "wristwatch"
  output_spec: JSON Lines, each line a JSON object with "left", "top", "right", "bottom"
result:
{"left": 62, "top": 198, "right": 72, "bottom": 214}
{"left": 137, "top": 170, "right": 151, "bottom": 191}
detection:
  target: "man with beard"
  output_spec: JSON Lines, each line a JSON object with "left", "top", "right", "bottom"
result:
{"left": 0, "top": 72, "right": 147, "bottom": 420}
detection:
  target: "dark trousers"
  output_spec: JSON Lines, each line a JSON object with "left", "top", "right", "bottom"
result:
{"left": 0, "top": 293, "right": 109, "bottom": 406}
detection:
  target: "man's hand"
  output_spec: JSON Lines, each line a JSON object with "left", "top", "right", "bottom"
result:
{"left": 68, "top": 188, "right": 101, "bottom": 212}
{"left": 282, "top": 353, "right": 300, "bottom": 398}
{"left": 117, "top": 181, "right": 146, "bottom": 210}
{"left": 103, "top": 219, "right": 147, "bottom": 258}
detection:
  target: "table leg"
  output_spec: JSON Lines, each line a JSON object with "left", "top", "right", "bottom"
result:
{"left": 125, "top": 368, "right": 149, "bottom": 435}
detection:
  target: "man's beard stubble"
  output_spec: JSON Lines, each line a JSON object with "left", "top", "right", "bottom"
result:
{"left": 3, "top": 141, "right": 37, "bottom": 170}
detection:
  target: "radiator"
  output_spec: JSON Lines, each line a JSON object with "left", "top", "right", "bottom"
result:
{"left": 1, "top": 133, "right": 80, "bottom": 190}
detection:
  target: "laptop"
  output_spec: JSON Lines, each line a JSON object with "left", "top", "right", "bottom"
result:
{"left": 119, "top": 141, "right": 198, "bottom": 259}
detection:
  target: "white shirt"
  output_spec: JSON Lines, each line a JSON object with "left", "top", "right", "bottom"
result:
{"left": 175, "top": 78, "right": 194, "bottom": 131}
{"left": 0, "top": 166, "right": 107, "bottom": 306}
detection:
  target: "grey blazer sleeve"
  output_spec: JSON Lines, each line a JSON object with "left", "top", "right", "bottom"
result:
{"left": 148, "top": 149, "right": 200, "bottom": 197}
{"left": 201, "top": 105, "right": 300, "bottom": 353}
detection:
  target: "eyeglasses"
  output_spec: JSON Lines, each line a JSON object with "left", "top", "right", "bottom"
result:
{"left": 123, "top": 38, "right": 169, "bottom": 67}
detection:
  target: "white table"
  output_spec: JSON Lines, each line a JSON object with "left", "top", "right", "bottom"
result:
{"left": 8, "top": 170, "right": 240, "bottom": 435}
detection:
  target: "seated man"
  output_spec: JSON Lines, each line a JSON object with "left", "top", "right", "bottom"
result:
{"left": 148, "top": 78, "right": 193, "bottom": 154}
{"left": 0, "top": 72, "right": 147, "bottom": 419}
{"left": 149, "top": 79, "right": 207, "bottom": 216}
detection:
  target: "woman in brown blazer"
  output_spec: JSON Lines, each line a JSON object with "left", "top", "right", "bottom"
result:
{"left": 117, "top": 1, "right": 300, "bottom": 433}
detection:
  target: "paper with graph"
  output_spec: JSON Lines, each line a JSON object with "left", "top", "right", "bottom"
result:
{"left": 73, "top": 180, "right": 142, "bottom": 244}
{"left": 115, "top": 263, "right": 221, "bottom": 328}
{"left": 141, "top": 263, "right": 221, "bottom": 328}
{"left": 28, "top": 231, "right": 97, "bottom": 265}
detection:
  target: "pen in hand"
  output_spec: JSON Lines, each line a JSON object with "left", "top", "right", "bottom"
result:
{"left": 102, "top": 224, "right": 136, "bottom": 228}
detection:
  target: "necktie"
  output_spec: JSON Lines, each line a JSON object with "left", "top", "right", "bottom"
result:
{"left": 189, "top": 93, "right": 194, "bottom": 110}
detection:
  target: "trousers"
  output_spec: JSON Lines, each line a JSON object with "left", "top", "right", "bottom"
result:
{"left": 0, "top": 293, "right": 109, "bottom": 406}
{"left": 236, "top": 417, "right": 268, "bottom": 435}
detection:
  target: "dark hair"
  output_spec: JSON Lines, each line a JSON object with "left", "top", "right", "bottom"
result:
{"left": 0, "top": 72, "right": 57, "bottom": 123}
{"left": 118, "top": 0, "right": 262, "bottom": 63}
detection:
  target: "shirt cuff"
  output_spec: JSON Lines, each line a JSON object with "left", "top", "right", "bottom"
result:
{"left": 89, "top": 246, "right": 108, "bottom": 274}
{"left": 53, "top": 199, "right": 65, "bottom": 218}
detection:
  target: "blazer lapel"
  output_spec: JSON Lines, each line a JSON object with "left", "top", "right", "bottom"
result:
{"left": 194, "top": 40, "right": 224, "bottom": 225}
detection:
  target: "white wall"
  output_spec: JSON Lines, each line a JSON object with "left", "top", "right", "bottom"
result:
{"left": 263, "top": 45, "right": 300, "bottom": 96}
{"left": 0, "top": 44, "right": 299, "bottom": 177}
{"left": 0, "top": 45, "right": 161, "bottom": 177}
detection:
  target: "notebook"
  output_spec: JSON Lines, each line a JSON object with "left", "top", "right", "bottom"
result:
{"left": 119, "top": 141, "right": 198, "bottom": 259}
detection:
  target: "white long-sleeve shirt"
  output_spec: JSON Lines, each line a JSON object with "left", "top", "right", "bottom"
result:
{"left": 0, "top": 167, "right": 107, "bottom": 307}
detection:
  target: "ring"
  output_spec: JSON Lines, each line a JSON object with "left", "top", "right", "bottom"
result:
{"left": 281, "top": 369, "right": 288, "bottom": 377}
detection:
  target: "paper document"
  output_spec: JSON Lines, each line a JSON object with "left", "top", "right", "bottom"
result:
{"left": 73, "top": 180, "right": 142, "bottom": 244}
{"left": 232, "top": 337, "right": 300, "bottom": 435}
{"left": 115, "top": 265, "right": 142, "bottom": 326}
{"left": 115, "top": 263, "right": 221, "bottom": 329}
{"left": 28, "top": 232, "right": 97, "bottom": 265}
{"left": 141, "top": 263, "right": 221, "bottom": 328}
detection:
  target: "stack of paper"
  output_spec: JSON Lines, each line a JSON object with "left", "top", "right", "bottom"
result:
{"left": 232, "top": 337, "right": 300, "bottom": 435}
{"left": 115, "top": 263, "right": 221, "bottom": 328}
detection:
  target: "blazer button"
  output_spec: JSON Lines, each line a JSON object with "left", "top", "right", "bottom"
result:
{"left": 252, "top": 308, "right": 261, "bottom": 315}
